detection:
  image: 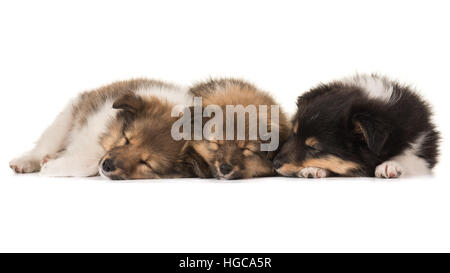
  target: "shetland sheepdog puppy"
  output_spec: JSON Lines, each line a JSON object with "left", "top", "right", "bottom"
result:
{"left": 9, "top": 79, "right": 205, "bottom": 180}
{"left": 273, "top": 74, "right": 440, "bottom": 178}
{"left": 188, "top": 78, "right": 290, "bottom": 179}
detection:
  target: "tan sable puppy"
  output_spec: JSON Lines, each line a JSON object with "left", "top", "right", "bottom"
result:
{"left": 187, "top": 78, "right": 290, "bottom": 179}
{"left": 9, "top": 79, "right": 206, "bottom": 180}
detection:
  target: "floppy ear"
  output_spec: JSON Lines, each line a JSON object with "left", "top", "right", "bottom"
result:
{"left": 178, "top": 144, "right": 212, "bottom": 178}
{"left": 352, "top": 113, "right": 391, "bottom": 155}
{"left": 188, "top": 105, "right": 212, "bottom": 139}
{"left": 112, "top": 94, "right": 144, "bottom": 115}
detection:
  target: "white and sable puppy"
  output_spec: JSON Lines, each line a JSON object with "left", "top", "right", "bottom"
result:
{"left": 273, "top": 74, "right": 440, "bottom": 178}
{"left": 9, "top": 79, "right": 206, "bottom": 180}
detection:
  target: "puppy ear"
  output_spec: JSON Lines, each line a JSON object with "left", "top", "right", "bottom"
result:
{"left": 112, "top": 94, "right": 144, "bottom": 115}
{"left": 178, "top": 144, "right": 212, "bottom": 178}
{"left": 188, "top": 105, "right": 210, "bottom": 139}
{"left": 352, "top": 113, "right": 391, "bottom": 155}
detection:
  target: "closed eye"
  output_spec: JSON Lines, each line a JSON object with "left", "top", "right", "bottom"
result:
{"left": 139, "top": 160, "right": 153, "bottom": 169}
{"left": 122, "top": 129, "right": 130, "bottom": 145}
{"left": 242, "top": 147, "right": 262, "bottom": 156}
{"left": 307, "top": 144, "right": 320, "bottom": 151}
{"left": 307, "top": 145, "right": 322, "bottom": 155}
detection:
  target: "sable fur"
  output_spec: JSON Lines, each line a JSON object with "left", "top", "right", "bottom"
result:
{"left": 99, "top": 93, "right": 207, "bottom": 179}
{"left": 188, "top": 78, "right": 290, "bottom": 179}
{"left": 10, "top": 78, "right": 205, "bottom": 179}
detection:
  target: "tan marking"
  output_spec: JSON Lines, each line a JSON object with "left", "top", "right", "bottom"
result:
{"left": 237, "top": 141, "right": 245, "bottom": 149}
{"left": 302, "top": 155, "right": 360, "bottom": 175}
{"left": 244, "top": 157, "right": 273, "bottom": 178}
{"left": 147, "top": 159, "right": 158, "bottom": 170}
{"left": 124, "top": 132, "right": 132, "bottom": 141}
{"left": 276, "top": 163, "right": 303, "bottom": 176}
{"left": 243, "top": 149, "right": 253, "bottom": 157}
{"left": 181, "top": 141, "right": 190, "bottom": 153}
{"left": 305, "top": 137, "right": 319, "bottom": 147}
{"left": 245, "top": 142, "right": 259, "bottom": 151}
{"left": 214, "top": 161, "right": 220, "bottom": 172}
{"left": 208, "top": 142, "right": 219, "bottom": 151}
{"left": 354, "top": 121, "right": 368, "bottom": 141}
{"left": 193, "top": 142, "right": 214, "bottom": 162}
{"left": 141, "top": 152, "right": 151, "bottom": 161}
{"left": 293, "top": 121, "right": 299, "bottom": 134}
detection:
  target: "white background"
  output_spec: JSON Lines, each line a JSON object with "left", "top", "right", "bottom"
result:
{"left": 0, "top": 0, "right": 449, "bottom": 252}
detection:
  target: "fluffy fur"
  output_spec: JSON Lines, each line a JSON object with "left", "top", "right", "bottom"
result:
{"left": 9, "top": 78, "right": 205, "bottom": 179}
{"left": 189, "top": 78, "right": 290, "bottom": 179}
{"left": 273, "top": 74, "right": 440, "bottom": 178}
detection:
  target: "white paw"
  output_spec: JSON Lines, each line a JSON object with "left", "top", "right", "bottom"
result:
{"left": 40, "top": 153, "right": 59, "bottom": 167}
{"left": 9, "top": 155, "right": 41, "bottom": 173}
{"left": 39, "top": 158, "right": 67, "bottom": 177}
{"left": 298, "top": 167, "right": 329, "bottom": 178}
{"left": 375, "top": 161, "right": 403, "bottom": 179}
{"left": 40, "top": 157, "right": 98, "bottom": 177}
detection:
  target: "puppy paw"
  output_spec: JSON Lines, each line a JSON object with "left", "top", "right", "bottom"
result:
{"left": 39, "top": 158, "right": 69, "bottom": 177}
{"left": 375, "top": 161, "right": 403, "bottom": 179}
{"left": 9, "top": 155, "right": 41, "bottom": 173}
{"left": 40, "top": 157, "right": 98, "bottom": 177}
{"left": 40, "top": 154, "right": 58, "bottom": 167}
{"left": 298, "top": 167, "right": 329, "bottom": 178}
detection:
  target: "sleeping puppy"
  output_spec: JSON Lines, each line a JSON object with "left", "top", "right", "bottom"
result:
{"left": 9, "top": 79, "right": 206, "bottom": 179}
{"left": 273, "top": 74, "right": 440, "bottom": 178}
{"left": 188, "top": 78, "right": 290, "bottom": 179}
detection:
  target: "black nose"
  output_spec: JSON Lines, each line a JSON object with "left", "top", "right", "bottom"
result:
{"left": 273, "top": 158, "right": 284, "bottom": 169}
{"left": 102, "top": 159, "right": 116, "bottom": 172}
{"left": 219, "top": 163, "right": 233, "bottom": 175}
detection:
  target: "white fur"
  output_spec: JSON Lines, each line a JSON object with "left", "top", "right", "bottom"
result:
{"left": 136, "top": 85, "right": 192, "bottom": 106}
{"left": 9, "top": 98, "right": 76, "bottom": 173}
{"left": 40, "top": 100, "right": 117, "bottom": 177}
{"left": 11, "top": 83, "right": 192, "bottom": 177}
{"left": 376, "top": 132, "right": 431, "bottom": 178}
{"left": 341, "top": 75, "right": 430, "bottom": 178}
{"left": 343, "top": 74, "right": 399, "bottom": 103}
{"left": 375, "top": 161, "right": 404, "bottom": 178}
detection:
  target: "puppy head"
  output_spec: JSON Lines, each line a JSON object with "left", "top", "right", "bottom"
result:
{"left": 192, "top": 140, "right": 274, "bottom": 180}
{"left": 189, "top": 104, "right": 279, "bottom": 180}
{"left": 99, "top": 94, "right": 208, "bottom": 180}
{"left": 273, "top": 89, "right": 391, "bottom": 177}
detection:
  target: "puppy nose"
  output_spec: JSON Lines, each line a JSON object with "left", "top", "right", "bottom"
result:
{"left": 102, "top": 159, "right": 116, "bottom": 172}
{"left": 273, "top": 159, "right": 284, "bottom": 169}
{"left": 219, "top": 163, "right": 233, "bottom": 175}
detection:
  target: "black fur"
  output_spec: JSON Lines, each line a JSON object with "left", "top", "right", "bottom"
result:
{"left": 273, "top": 75, "right": 440, "bottom": 177}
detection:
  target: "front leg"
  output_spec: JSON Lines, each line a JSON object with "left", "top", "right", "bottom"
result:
{"left": 40, "top": 154, "right": 100, "bottom": 177}
{"left": 298, "top": 167, "right": 329, "bottom": 178}
{"left": 375, "top": 161, "right": 404, "bottom": 178}
{"left": 10, "top": 100, "right": 75, "bottom": 174}
{"left": 9, "top": 154, "right": 42, "bottom": 174}
{"left": 10, "top": 152, "right": 60, "bottom": 173}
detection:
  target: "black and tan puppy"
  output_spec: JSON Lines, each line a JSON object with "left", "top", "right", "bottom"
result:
{"left": 273, "top": 74, "right": 440, "bottom": 178}
{"left": 188, "top": 78, "right": 290, "bottom": 179}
